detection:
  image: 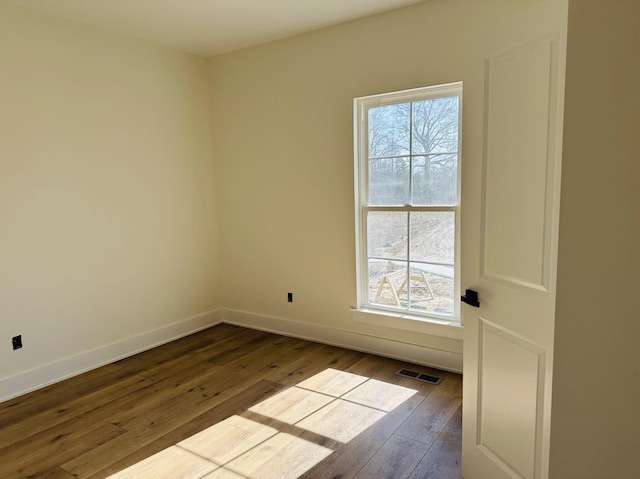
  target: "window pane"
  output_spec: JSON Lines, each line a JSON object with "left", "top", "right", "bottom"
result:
{"left": 368, "top": 103, "right": 410, "bottom": 157}
{"left": 412, "top": 155, "right": 457, "bottom": 205}
{"left": 408, "top": 211, "right": 455, "bottom": 316}
{"left": 407, "top": 267, "right": 454, "bottom": 316}
{"left": 411, "top": 96, "right": 459, "bottom": 154}
{"left": 368, "top": 259, "right": 407, "bottom": 307}
{"left": 367, "top": 211, "right": 408, "bottom": 260}
{"left": 409, "top": 211, "right": 455, "bottom": 264}
{"left": 369, "top": 157, "right": 409, "bottom": 205}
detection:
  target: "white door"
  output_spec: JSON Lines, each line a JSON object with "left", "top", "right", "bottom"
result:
{"left": 461, "top": 4, "right": 568, "bottom": 479}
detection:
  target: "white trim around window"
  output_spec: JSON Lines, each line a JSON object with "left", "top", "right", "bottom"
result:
{"left": 354, "top": 82, "right": 463, "bottom": 328}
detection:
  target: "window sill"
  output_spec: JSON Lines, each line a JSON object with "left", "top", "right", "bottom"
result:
{"left": 352, "top": 308, "right": 463, "bottom": 340}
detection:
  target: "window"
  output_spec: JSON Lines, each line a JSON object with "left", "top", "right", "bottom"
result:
{"left": 354, "top": 83, "right": 462, "bottom": 323}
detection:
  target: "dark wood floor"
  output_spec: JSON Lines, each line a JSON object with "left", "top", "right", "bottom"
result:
{"left": 0, "top": 324, "right": 462, "bottom": 479}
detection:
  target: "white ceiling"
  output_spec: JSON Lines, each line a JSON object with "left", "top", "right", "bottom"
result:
{"left": 11, "top": 0, "right": 427, "bottom": 57}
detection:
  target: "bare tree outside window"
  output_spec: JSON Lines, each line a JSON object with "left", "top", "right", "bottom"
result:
{"left": 368, "top": 97, "right": 459, "bottom": 207}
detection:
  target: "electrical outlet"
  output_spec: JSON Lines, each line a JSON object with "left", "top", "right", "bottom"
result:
{"left": 287, "top": 292, "right": 293, "bottom": 303}
{"left": 12, "top": 335, "right": 22, "bottom": 350}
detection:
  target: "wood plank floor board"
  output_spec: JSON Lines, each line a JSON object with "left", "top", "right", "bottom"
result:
{"left": 207, "top": 430, "right": 333, "bottom": 479}
{"left": 431, "top": 372, "right": 464, "bottom": 399}
{"left": 125, "top": 343, "right": 226, "bottom": 382}
{"left": 0, "top": 363, "right": 137, "bottom": 429}
{"left": 264, "top": 343, "right": 366, "bottom": 387}
{"left": 0, "top": 417, "right": 125, "bottom": 479}
{"left": 30, "top": 467, "right": 77, "bottom": 479}
{"left": 81, "top": 380, "right": 286, "bottom": 479}
{"left": 299, "top": 393, "right": 426, "bottom": 479}
{"left": 240, "top": 409, "right": 342, "bottom": 453}
{"left": 346, "top": 354, "right": 441, "bottom": 397}
{"left": 105, "top": 446, "right": 217, "bottom": 479}
{"left": 220, "top": 335, "right": 320, "bottom": 376}
{"left": 0, "top": 324, "right": 462, "bottom": 479}
{"left": 124, "top": 324, "right": 275, "bottom": 378}
{"left": 353, "top": 434, "right": 431, "bottom": 479}
{"left": 395, "top": 391, "right": 463, "bottom": 446}
{"left": 0, "top": 374, "right": 152, "bottom": 449}
{"left": 110, "top": 367, "right": 258, "bottom": 433}
{"left": 201, "top": 327, "right": 283, "bottom": 366}
{"left": 247, "top": 386, "right": 335, "bottom": 425}
{"left": 112, "top": 323, "right": 243, "bottom": 375}
{"left": 294, "top": 366, "right": 369, "bottom": 397}
{"left": 63, "top": 371, "right": 272, "bottom": 477}
{"left": 407, "top": 406, "right": 463, "bottom": 479}
{"left": 105, "top": 364, "right": 230, "bottom": 429}
{"left": 407, "top": 437, "right": 463, "bottom": 479}
{"left": 116, "top": 325, "right": 274, "bottom": 377}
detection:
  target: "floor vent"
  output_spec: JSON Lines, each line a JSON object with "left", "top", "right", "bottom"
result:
{"left": 396, "top": 369, "right": 443, "bottom": 385}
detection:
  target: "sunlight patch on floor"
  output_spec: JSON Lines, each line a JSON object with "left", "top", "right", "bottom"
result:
{"left": 178, "top": 415, "right": 278, "bottom": 464}
{"left": 106, "top": 446, "right": 217, "bottom": 478}
{"left": 343, "top": 378, "right": 417, "bottom": 412}
{"left": 107, "top": 368, "right": 417, "bottom": 479}
{"left": 204, "top": 433, "right": 332, "bottom": 479}
{"left": 248, "top": 387, "right": 334, "bottom": 424}
{"left": 296, "top": 368, "right": 369, "bottom": 396}
{"left": 296, "top": 399, "right": 386, "bottom": 443}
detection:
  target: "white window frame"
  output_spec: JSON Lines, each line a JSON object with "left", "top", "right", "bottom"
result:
{"left": 353, "top": 82, "right": 463, "bottom": 329}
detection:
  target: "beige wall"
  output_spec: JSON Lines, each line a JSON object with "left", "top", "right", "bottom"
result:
{"left": 0, "top": 3, "right": 220, "bottom": 386}
{"left": 209, "top": 0, "right": 560, "bottom": 359}
{"left": 2, "top": 0, "right": 637, "bottom": 474}
{"left": 550, "top": 1, "right": 640, "bottom": 477}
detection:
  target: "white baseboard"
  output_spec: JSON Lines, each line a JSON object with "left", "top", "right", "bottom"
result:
{"left": 1, "top": 307, "right": 463, "bottom": 403}
{"left": 221, "top": 309, "right": 463, "bottom": 373}
{"left": 0, "top": 309, "right": 223, "bottom": 402}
